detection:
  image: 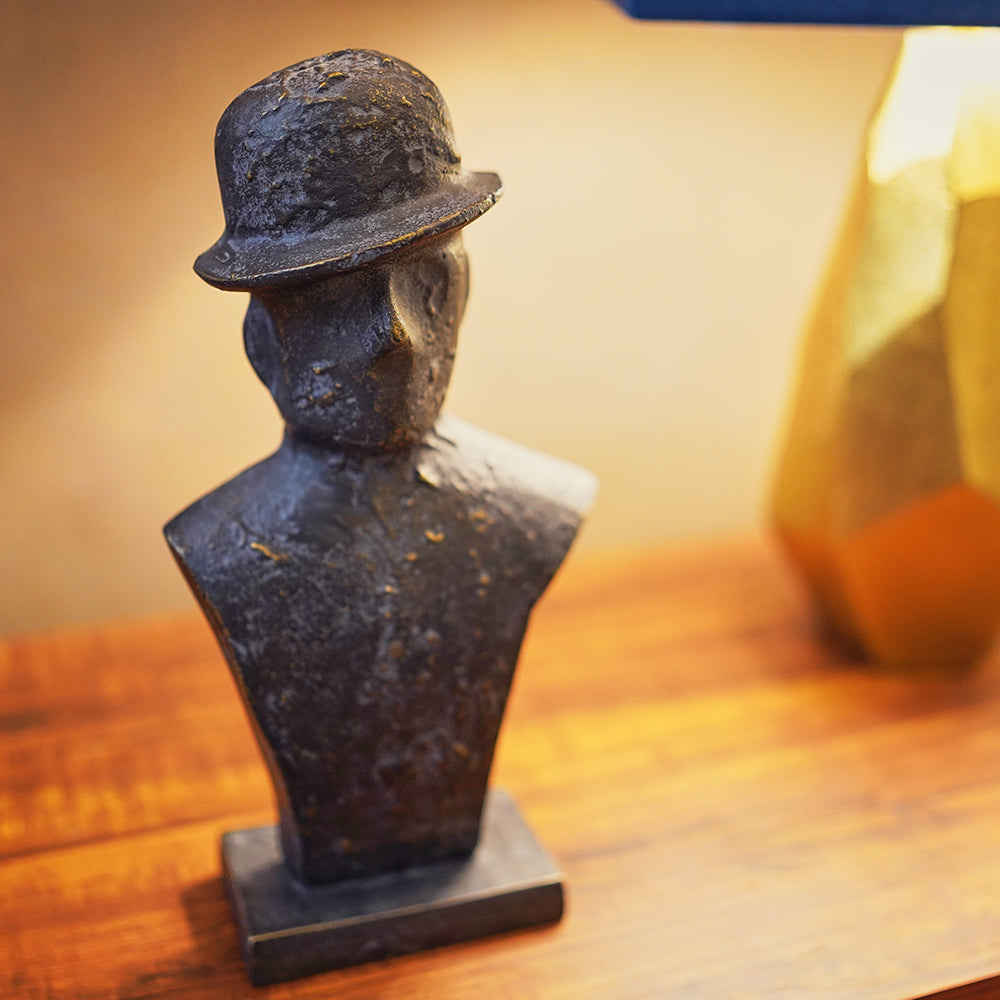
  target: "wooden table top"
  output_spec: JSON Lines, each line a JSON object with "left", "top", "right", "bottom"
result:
{"left": 4, "top": 537, "right": 1000, "bottom": 1000}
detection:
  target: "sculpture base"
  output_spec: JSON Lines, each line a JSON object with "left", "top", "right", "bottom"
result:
{"left": 220, "top": 788, "right": 565, "bottom": 986}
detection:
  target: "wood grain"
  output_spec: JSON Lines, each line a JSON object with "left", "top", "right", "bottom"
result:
{"left": 4, "top": 537, "right": 1000, "bottom": 999}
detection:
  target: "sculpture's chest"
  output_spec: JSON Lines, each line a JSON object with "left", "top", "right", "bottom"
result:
{"left": 176, "top": 470, "right": 538, "bottom": 745}
{"left": 214, "top": 473, "right": 531, "bottom": 635}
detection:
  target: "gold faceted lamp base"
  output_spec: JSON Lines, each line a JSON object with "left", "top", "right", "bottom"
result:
{"left": 771, "top": 27, "right": 1000, "bottom": 670}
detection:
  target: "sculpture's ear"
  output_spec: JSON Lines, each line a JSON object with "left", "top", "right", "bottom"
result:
{"left": 243, "top": 296, "right": 282, "bottom": 394}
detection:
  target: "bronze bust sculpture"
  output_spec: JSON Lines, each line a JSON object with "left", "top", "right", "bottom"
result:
{"left": 165, "top": 49, "right": 596, "bottom": 983}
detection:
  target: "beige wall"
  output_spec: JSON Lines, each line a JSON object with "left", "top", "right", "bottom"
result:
{"left": 0, "top": 0, "right": 901, "bottom": 633}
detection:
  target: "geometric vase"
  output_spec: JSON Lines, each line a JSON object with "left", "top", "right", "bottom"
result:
{"left": 770, "top": 28, "right": 1000, "bottom": 669}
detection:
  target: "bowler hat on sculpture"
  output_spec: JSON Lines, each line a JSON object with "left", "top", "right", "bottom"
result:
{"left": 195, "top": 49, "right": 502, "bottom": 290}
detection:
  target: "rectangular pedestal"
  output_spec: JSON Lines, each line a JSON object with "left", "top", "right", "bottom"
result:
{"left": 220, "top": 788, "right": 565, "bottom": 986}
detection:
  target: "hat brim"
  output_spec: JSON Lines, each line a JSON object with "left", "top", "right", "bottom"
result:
{"left": 194, "top": 171, "right": 502, "bottom": 291}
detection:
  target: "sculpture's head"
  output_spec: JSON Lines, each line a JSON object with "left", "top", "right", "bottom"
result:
{"left": 195, "top": 49, "right": 499, "bottom": 451}
{"left": 243, "top": 231, "right": 469, "bottom": 451}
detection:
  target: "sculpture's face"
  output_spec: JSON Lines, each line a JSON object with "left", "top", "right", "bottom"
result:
{"left": 245, "top": 233, "right": 469, "bottom": 451}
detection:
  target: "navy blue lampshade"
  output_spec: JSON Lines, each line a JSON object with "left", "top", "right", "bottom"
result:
{"left": 610, "top": 0, "right": 1000, "bottom": 24}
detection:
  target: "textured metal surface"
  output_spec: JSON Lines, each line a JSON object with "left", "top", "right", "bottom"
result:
{"left": 165, "top": 46, "right": 596, "bottom": 899}
{"left": 167, "top": 413, "right": 594, "bottom": 883}
{"left": 221, "top": 789, "right": 565, "bottom": 986}
{"left": 194, "top": 50, "right": 501, "bottom": 291}
{"left": 610, "top": 0, "right": 1000, "bottom": 25}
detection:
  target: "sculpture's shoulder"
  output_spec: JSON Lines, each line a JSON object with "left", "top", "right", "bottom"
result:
{"left": 163, "top": 422, "right": 597, "bottom": 628}
{"left": 422, "top": 414, "right": 598, "bottom": 580}
{"left": 430, "top": 415, "right": 597, "bottom": 515}
{"left": 163, "top": 447, "right": 293, "bottom": 585}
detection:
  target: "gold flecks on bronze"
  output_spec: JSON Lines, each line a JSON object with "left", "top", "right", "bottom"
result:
{"left": 250, "top": 541, "right": 287, "bottom": 561}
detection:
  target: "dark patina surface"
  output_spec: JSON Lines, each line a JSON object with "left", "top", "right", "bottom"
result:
{"left": 221, "top": 788, "right": 565, "bottom": 986}
{"left": 165, "top": 48, "right": 595, "bottom": 980}
{"left": 168, "top": 412, "right": 592, "bottom": 882}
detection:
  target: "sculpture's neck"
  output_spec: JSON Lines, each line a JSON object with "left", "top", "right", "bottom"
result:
{"left": 281, "top": 424, "right": 434, "bottom": 469}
